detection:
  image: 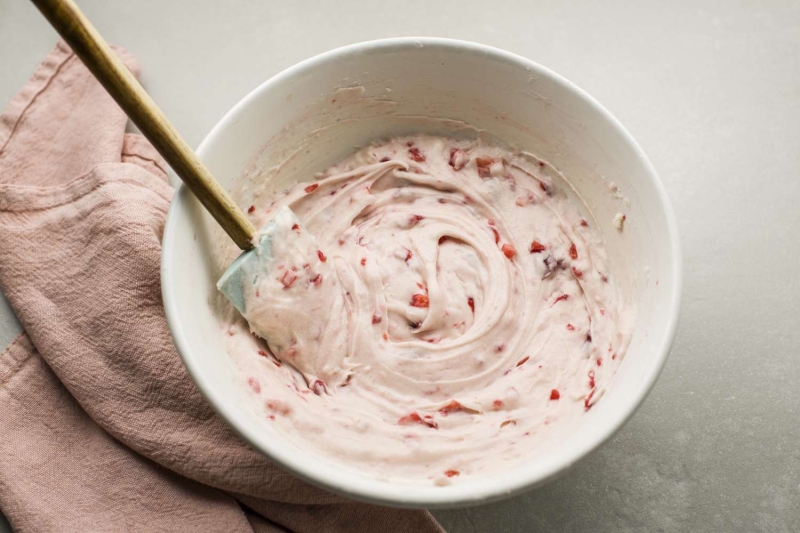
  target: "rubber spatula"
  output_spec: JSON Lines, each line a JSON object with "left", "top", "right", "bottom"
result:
{"left": 32, "top": 0, "right": 306, "bottom": 323}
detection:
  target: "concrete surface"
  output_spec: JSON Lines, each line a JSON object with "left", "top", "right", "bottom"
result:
{"left": 1, "top": 0, "right": 799, "bottom": 531}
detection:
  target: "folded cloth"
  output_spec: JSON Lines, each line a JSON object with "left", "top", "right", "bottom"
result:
{"left": 0, "top": 42, "right": 444, "bottom": 533}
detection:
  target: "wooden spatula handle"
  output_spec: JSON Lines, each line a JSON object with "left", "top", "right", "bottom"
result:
{"left": 31, "top": 0, "right": 257, "bottom": 250}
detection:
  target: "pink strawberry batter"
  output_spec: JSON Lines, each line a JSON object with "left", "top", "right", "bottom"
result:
{"left": 223, "top": 136, "right": 633, "bottom": 484}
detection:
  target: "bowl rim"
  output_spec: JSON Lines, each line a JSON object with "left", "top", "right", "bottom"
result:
{"left": 161, "top": 36, "right": 682, "bottom": 508}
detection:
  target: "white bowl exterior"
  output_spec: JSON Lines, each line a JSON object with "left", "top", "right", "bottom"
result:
{"left": 162, "top": 38, "right": 681, "bottom": 508}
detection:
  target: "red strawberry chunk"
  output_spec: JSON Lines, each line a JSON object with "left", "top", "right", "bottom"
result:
{"left": 475, "top": 157, "right": 494, "bottom": 178}
{"left": 569, "top": 243, "right": 578, "bottom": 260}
{"left": 410, "top": 294, "right": 430, "bottom": 308}
{"left": 501, "top": 243, "right": 516, "bottom": 259}
{"left": 550, "top": 389, "right": 561, "bottom": 400}
{"left": 281, "top": 270, "right": 297, "bottom": 289}
{"left": 449, "top": 148, "right": 467, "bottom": 170}
{"left": 444, "top": 469, "right": 460, "bottom": 478}
{"left": 439, "top": 400, "right": 464, "bottom": 416}
{"left": 530, "top": 240, "right": 546, "bottom": 253}
{"left": 317, "top": 250, "right": 327, "bottom": 262}
{"left": 304, "top": 183, "right": 319, "bottom": 193}
{"left": 311, "top": 379, "right": 328, "bottom": 395}
{"left": 584, "top": 389, "right": 596, "bottom": 410}
{"left": 398, "top": 412, "right": 438, "bottom": 429}
{"left": 408, "top": 147, "right": 426, "bottom": 162}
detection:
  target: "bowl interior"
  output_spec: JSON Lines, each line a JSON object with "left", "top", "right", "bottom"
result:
{"left": 162, "top": 38, "right": 680, "bottom": 508}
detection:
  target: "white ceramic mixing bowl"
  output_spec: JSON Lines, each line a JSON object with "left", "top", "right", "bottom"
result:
{"left": 161, "top": 38, "right": 681, "bottom": 508}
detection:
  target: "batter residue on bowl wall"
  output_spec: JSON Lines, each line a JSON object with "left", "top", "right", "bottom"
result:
{"left": 222, "top": 135, "right": 634, "bottom": 485}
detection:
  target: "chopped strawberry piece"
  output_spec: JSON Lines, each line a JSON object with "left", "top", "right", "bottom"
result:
{"left": 248, "top": 377, "right": 261, "bottom": 394}
{"left": 539, "top": 181, "right": 548, "bottom": 192}
{"left": 596, "top": 357, "right": 603, "bottom": 367}
{"left": 311, "top": 379, "right": 328, "bottom": 395}
{"left": 552, "top": 294, "right": 569, "bottom": 305}
{"left": 258, "top": 349, "right": 267, "bottom": 357}
{"left": 475, "top": 157, "right": 494, "bottom": 178}
{"left": 372, "top": 312, "right": 382, "bottom": 325}
{"left": 569, "top": 243, "right": 578, "bottom": 260}
{"left": 404, "top": 248, "right": 413, "bottom": 263}
{"left": 410, "top": 215, "right": 424, "bottom": 227}
{"left": 281, "top": 270, "right": 297, "bottom": 289}
{"left": 586, "top": 332, "right": 592, "bottom": 343}
{"left": 490, "top": 227, "right": 500, "bottom": 243}
{"left": 291, "top": 223, "right": 301, "bottom": 232}
{"left": 383, "top": 332, "right": 389, "bottom": 340}
{"left": 398, "top": 412, "right": 438, "bottom": 429}
{"left": 408, "top": 147, "right": 426, "bottom": 162}
{"left": 410, "top": 294, "right": 430, "bottom": 308}
{"left": 566, "top": 324, "right": 575, "bottom": 331}
{"left": 304, "top": 183, "right": 319, "bottom": 193}
{"left": 444, "top": 469, "right": 460, "bottom": 477}
{"left": 360, "top": 257, "right": 366, "bottom": 266}
{"left": 517, "top": 356, "right": 530, "bottom": 367}
{"left": 317, "top": 250, "right": 327, "bottom": 262}
{"left": 448, "top": 148, "right": 467, "bottom": 170}
{"left": 439, "top": 400, "right": 464, "bottom": 416}
{"left": 311, "top": 274, "right": 322, "bottom": 286}
{"left": 588, "top": 370, "right": 596, "bottom": 389}
{"left": 530, "top": 240, "right": 546, "bottom": 253}
{"left": 467, "top": 297, "right": 475, "bottom": 314}
{"left": 501, "top": 243, "right": 516, "bottom": 259}
{"left": 580, "top": 219, "right": 588, "bottom": 227}
{"left": 572, "top": 266, "right": 583, "bottom": 278}
{"left": 493, "top": 399, "right": 504, "bottom": 409}
{"left": 584, "top": 389, "right": 596, "bottom": 410}
{"left": 247, "top": 205, "right": 255, "bottom": 214}
{"left": 550, "top": 389, "right": 561, "bottom": 400}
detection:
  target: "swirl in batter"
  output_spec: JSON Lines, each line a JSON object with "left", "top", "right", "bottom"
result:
{"left": 224, "top": 136, "right": 633, "bottom": 484}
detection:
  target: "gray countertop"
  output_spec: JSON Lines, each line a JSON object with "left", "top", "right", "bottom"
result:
{"left": 1, "top": 1, "right": 799, "bottom": 531}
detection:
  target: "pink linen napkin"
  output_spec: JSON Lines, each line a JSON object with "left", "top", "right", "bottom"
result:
{"left": 0, "top": 41, "right": 444, "bottom": 533}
